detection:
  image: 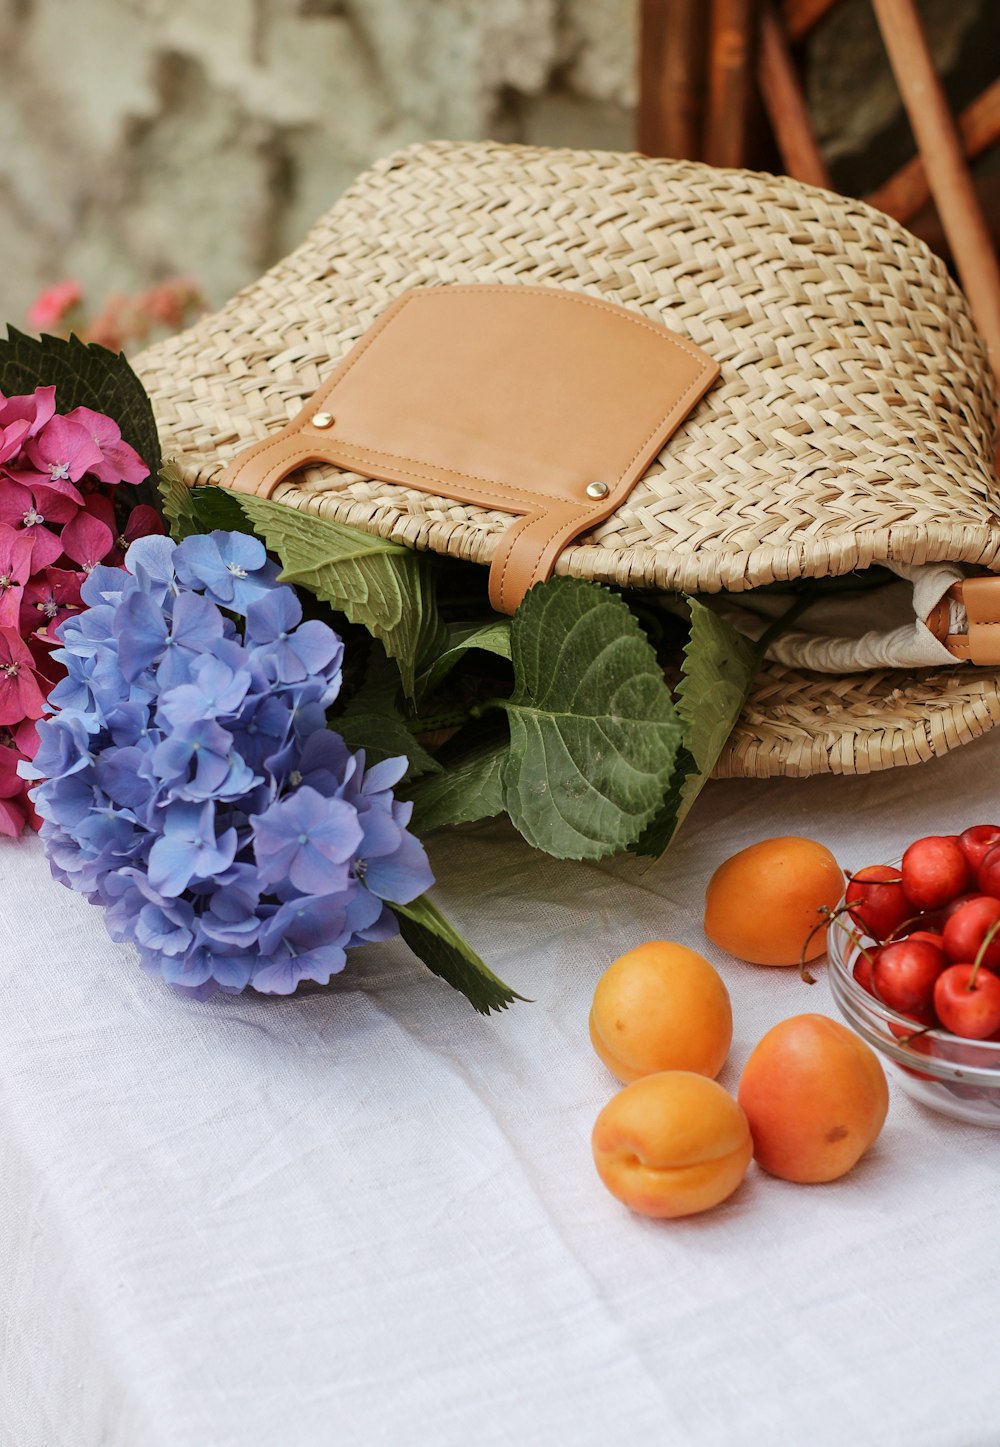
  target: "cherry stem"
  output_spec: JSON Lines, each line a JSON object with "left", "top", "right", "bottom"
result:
{"left": 884, "top": 911, "right": 932, "bottom": 944}
{"left": 798, "top": 903, "right": 876, "bottom": 986}
{"left": 969, "top": 918, "right": 1000, "bottom": 989}
{"left": 843, "top": 866, "right": 898, "bottom": 885}
{"left": 894, "top": 1022, "right": 934, "bottom": 1047}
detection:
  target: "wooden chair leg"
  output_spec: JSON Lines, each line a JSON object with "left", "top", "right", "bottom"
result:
{"left": 757, "top": 0, "right": 832, "bottom": 189}
{"left": 705, "top": 0, "right": 758, "bottom": 168}
{"left": 871, "top": 0, "right": 1000, "bottom": 380}
{"left": 868, "top": 78, "right": 1000, "bottom": 224}
{"left": 638, "top": 0, "right": 708, "bottom": 160}
{"left": 782, "top": 0, "right": 841, "bottom": 42}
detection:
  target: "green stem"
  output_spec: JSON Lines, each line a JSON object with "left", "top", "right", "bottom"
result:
{"left": 753, "top": 586, "right": 826, "bottom": 662}
{"left": 969, "top": 918, "right": 1000, "bottom": 989}
{"left": 405, "top": 709, "right": 470, "bottom": 734}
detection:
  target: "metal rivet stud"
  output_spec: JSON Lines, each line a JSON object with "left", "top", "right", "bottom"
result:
{"left": 586, "top": 480, "right": 609, "bottom": 499}
{"left": 311, "top": 411, "right": 335, "bottom": 428}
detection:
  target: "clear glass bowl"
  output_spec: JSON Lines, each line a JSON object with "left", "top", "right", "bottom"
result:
{"left": 826, "top": 896, "right": 1000, "bottom": 1128}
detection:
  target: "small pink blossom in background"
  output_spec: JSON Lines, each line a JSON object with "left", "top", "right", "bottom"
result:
{"left": 27, "top": 277, "right": 205, "bottom": 353}
{"left": 26, "top": 281, "right": 84, "bottom": 335}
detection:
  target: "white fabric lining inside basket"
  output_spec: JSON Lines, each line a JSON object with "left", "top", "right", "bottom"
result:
{"left": 702, "top": 561, "right": 965, "bottom": 673}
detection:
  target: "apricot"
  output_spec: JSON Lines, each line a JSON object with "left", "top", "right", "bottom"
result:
{"left": 589, "top": 941, "right": 733, "bottom": 1083}
{"left": 704, "top": 836, "right": 844, "bottom": 966}
{"left": 737, "top": 1014, "right": 889, "bottom": 1183}
{"left": 592, "top": 1072, "right": 752, "bottom": 1218}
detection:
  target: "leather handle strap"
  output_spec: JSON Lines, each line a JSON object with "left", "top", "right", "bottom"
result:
{"left": 925, "top": 577, "right": 1000, "bottom": 664}
{"left": 219, "top": 430, "right": 336, "bottom": 498}
{"left": 487, "top": 504, "right": 592, "bottom": 614}
{"left": 219, "top": 423, "right": 609, "bottom": 614}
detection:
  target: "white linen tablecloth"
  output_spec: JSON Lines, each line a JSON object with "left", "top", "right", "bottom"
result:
{"left": 2, "top": 730, "right": 1000, "bottom": 1447}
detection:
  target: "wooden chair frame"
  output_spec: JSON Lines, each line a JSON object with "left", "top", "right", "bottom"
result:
{"left": 638, "top": 0, "right": 1000, "bottom": 378}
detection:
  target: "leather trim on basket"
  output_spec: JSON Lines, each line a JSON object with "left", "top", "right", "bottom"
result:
{"left": 926, "top": 578, "right": 1000, "bottom": 664}
{"left": 216, "top": 284, "right": 719, "bottom": 614}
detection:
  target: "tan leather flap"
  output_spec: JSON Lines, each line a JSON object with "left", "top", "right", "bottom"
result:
{"left": 217, "top": 284, "right": 718, "bottom": 613}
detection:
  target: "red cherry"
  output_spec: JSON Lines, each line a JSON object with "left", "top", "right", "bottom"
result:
{"left": 906, "top": 929, "right": 945, "bottom": 950}
{"left": 845, "top": 864, "right": 913, "bottom": 942}
{"left": 942, "top": 897, "right": 1000, "bottom": 969}
{"left": 977, "top": 846, "right": 1000, "bottom": 900}
{"left": 901, "top": 836, "right": 973, "bottom": 911}
{"left": 933, "top": 964, "right": 1000, "bottom": 1039}
{"left": 959, "top": 825, "right": 1000, "bottom": 872}
{"left": 852, "top": 950, "right": 875, "bottom": 992}
{"left": 940, "top": 892, "right": 985, "bottom": 924}
{"left": 871, "top": 939, "right": 947, "bottom": 1024}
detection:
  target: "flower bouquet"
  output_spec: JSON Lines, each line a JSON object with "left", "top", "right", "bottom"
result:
{"left": 2, "top": 323, "right": 782, "bottom": 1013}
{"left": 24, "top": 530, "right": 436, "bottom": 999}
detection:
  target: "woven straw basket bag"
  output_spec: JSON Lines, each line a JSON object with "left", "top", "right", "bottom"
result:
{"left": 134, "top": 140, "right": 1000, "bottom": 780}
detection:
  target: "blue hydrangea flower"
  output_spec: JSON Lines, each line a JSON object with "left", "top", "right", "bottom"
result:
{"left": 21, "top": 529, "right": 434, "bottom": 999}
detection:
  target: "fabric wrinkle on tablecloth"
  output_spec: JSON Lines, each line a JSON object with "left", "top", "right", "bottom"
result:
{"left": 2, "top": 731, "right": 1000, "bottom": 1446}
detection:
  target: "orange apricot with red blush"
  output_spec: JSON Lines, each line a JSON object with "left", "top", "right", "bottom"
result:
{"left": 592, "top": 1072, "right": 753, "bottom": 1218}
{"left": 737, "top": 1014, "right": 888, "bottom": 1183}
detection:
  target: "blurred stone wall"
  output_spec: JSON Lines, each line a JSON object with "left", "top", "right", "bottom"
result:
{"left": 0, "top": 0, "right": 991, "bottom": 325}
{"left": 0, "top": 0, "right": 635, "bottom": 322}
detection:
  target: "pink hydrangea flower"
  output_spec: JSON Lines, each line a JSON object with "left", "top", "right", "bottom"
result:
{"left": 19, "top": 568, "right": 84, "bottom": 641}
{"left": 0, "top": 386, "right": 57, "bottom": 439}
{"left": 0, "top": 523, "right": 37, "bottom": 628}
{"left": 0, "top": 628, "right": 47, "bottom": 725}
{"left": 0, "top": 740, "right": 31, "bottom": 836}
{"left": 60, "top": 506, "right": 114, "bottom": 573}
{"left": 106, "top": 503, "right": 165, "bottom": 566}
{"left": 0, "top": 387, "right": 164, "bottom": 831}
{"left": 0, "top": 418, "right": 31, "bottom": 469}
{"left": 65, "top": 406, "right": 148, "bottom": 486}
{"left": 0, "top": 479, "right": 72, "bottom": 569}
{"left": 23, "top": 414, "right": 103, "bottom": 489}
{"left": 0, "top": 725, "right": 40, "bottom": 837}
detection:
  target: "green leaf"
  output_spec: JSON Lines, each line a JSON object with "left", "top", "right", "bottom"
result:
{"left": 222, "top": 491, "right": 446, "bottom": 702}
{"left": 678, "top": 597, "right": 758, "bottom": 774}
{"left": 630, "top": 745, "right": 699, "bottom": 858}
{"left": 158, "top": 462, "right": 197, "bottom": 539}
{"left": 633, "top": 598, "right": 758, "bottom": 857}
{"left": 187, "top": 482, "right": 253, "bottom": 536}
{"left": 159, "top": 469, "right": 253, "bottom": 542}
{"left": 336, "top": 709, "right": 442, "bottom": 779}
{"left": 391, "top": 893, "right": 526, "bottom": 1014}
{"left": 336, "top": 648, "right": 441, "bottom": 781}
{"left": 417, "top": 618, "right": 512, "bottom": 697}
{"left": 0, "top": 327, "right": 162, "bottom": 490}
{"left": 406, "top": 725, "right": 508, "bottom": 832}
{"left": 497, "top": 577, "right": 682, "bottom": 860}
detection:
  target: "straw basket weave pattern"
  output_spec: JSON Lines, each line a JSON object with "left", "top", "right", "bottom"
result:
{"left": 135, "top": 140, "right": 1000, "bottom": 779}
